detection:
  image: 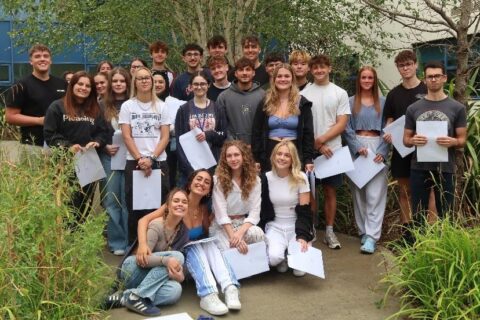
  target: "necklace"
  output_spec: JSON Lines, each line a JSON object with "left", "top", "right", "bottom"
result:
{"left": 162, "top": 222, "right": 180, "bottom": 251}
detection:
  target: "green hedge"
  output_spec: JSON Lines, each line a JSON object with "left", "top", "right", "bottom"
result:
{"left": 0, "top": 148, "right": 113, "bottom": 319}
{"left": 383, "top": 218, "right": 480, "bottom": 319}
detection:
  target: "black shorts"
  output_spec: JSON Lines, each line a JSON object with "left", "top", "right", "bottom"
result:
{"left": 390, "top": 149, "right": 412, "bottom": 179}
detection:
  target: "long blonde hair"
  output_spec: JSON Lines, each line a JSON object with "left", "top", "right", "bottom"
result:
{"left": 131, "top": 66, "right": 161, "bottom": 113}
{"left": 215, "top": 140, "right": 258, "bottom": 200}
{"left": 264, "top": 64, "right": 300, "bottom": 116}
{"left": 353, "top": 66, "right": 381, "bottom": 116}
{"left": 270, "top": 141, "right": 306, "bottom": 188}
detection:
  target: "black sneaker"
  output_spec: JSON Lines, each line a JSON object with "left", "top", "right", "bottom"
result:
{"left": 102, "top": 290, "right": 124, "bottom": 309}
{"left": 125, "top": 294, "right": 161, "bottom": 316}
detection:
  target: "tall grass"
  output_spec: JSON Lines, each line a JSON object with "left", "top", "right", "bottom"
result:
{"left": 0, "top": 147, "right": 113, "bottom": 319}
{"left": 382, "top": 217, "right": 480, "bottom": 319}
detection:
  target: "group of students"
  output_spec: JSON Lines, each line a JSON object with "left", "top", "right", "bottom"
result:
{"left": 5, "top": 35, "right": 467, "bottom": 317}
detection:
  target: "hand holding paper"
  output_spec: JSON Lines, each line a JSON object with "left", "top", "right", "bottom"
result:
{"left": 74, "top": 148, "right": 106, "bottom": 187}
{"left": 416, "top": 121, "right": 448, "bottom": 162}
{"left": 179, "top": 127, "right": 217, "bottom": 170}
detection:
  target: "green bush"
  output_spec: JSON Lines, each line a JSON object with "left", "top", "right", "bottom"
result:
{"left": 0, "top": 148, "right": 113, "bottom": 319}
{"left": 383, "top": 218, "right": 480, "bottom": 319}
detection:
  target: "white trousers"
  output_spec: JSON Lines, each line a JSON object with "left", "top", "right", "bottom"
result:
{"left": 209, "top": 217, "right": 265, "bottom": 252}
{"left": 349, "top": 136, "right": 387, "bottom": 241}
{"left": 265, "top": 223, "right": 296, "bottom": 266}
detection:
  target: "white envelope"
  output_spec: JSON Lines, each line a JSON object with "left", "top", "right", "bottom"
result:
{"left": 132, "top": 169, "right": 162, "bottom": 210}
{"left": 345, "top": 148, "right": 385, "bottom": 189}
{"left": 147, "top": 313, "right": 193, "bottom": 320}
{"left": 287, "top": 239, "right": 325, "bottom": 279}
{"left": 383, "top": 115, "right": 415, "bottom": 158}
{"left": 74, "top": 148, "right": 106, "bottom": 187}
{"left": 313, "top": 146, "right": 354, "bottom": 179}
{"left": 223, "top": 242, "right": 270, "bottom": 280}
{"left": 110, "top": 131, "right": 127, "bottom": 170}
{"left": 416, "top": 121, "right": 448, "bottom": 162}
{"left": 179, "top": 127, "right": 217, "bottom": 170}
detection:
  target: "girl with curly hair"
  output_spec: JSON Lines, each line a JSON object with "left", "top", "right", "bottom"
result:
{"left": 210, "top": 140, "right": 265, "bottom": 253}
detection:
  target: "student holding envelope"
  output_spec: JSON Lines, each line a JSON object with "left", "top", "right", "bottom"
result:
{"left": 343, "top": 66, "right": 388, "bottom": 254}
{"left": 259, "top": 141, "right": 313, "bottom": 276}
{"left": 99, "top": 67, "right": 131, "bottom": 256}
{"left": 403, "top": 61, "right": 467, "bottom": 227}
{"left": 119, "top": 66, "right": 171, "bottom": 244}
{"left": 175, "top": 71, "right": 227, "bottom": 187}
{"left": 210, "top": 140, "right": 265, "bottom": 253}
{"left": 44, "top": 71, "right": 107, "bottom": 224}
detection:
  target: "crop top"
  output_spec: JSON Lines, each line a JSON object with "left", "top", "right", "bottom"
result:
{"left": 268, "top": 115, "right": 298, "bottom": 138}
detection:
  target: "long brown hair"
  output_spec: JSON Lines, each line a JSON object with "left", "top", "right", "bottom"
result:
{"left": 215, "top": 140, "right": 258, "bottom": 200}
{"left": 263, "top": 64, "right": 300, "bottom": 116}
{"left": 353, "top": 66, "right": 380, "bottom": 116}
{"left": 63, "top": 71, "right": 99, "bottom": 118}
{"left": 103, "top": 67, "right": 131, "bottom": 122}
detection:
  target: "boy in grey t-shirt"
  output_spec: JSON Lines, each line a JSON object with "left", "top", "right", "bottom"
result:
{"left": 403, "top": 61, "right": 466, "bottom": 224}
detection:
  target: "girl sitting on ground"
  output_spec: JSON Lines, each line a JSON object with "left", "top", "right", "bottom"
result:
{"left": 136, "top": 169, "right": 241, "bottom": 316}
{"left": 259, "top": 141, "right": 313, "bottom": 276}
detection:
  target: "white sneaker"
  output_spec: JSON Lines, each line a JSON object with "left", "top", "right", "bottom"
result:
{"left": 324, "top": 231, "right": 342, "bottom": 249}
{"left": 200, "top": 293, "right": 228, "bottom": 316}
{"left": 224, "top": 285, "right": 241, "bottom": 310}
{"left": 113, "top": 249, "right": 125, "bottom": 256}
{"left": 293, "top": 269, "right": 306, "bottom": 277}
{"left": 276, "top": 259, "right": 288, "bottom": 273}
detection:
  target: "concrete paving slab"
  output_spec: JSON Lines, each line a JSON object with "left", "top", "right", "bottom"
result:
{"left": 106, "top": 232, "right": 399, "bottom": 320}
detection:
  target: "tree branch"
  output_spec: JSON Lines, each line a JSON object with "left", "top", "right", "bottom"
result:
{"left": 362, "top": 0, "right": 451, "bottom": 28}
{"left": 424, "top": 0, "right": 458, "bottom": 31}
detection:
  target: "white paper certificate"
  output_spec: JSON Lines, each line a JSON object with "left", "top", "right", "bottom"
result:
{"left": 223, "top": 242, "right": 270, "bottom": 280}
{"left": 383, "top": 115, "right": 414, "bottom": 158}
{"left": 345, "top": 148, "right": 386, "bottom": 189}
{"left": 132, "top": 169, "right": 162, "bottom": 210}
{"left": 287, "top": 240, "right": 325, "bottom": 279}
{"left": 416, "top": 121, "right": 448, "bottom": 162}
{"left": 111, "top": 131, "right": 127, "bottom": 170}
{"left": 313, "top": 146, "right": 354, "bottom": 179}
{"left": 74, "top": 148, "right": 106, "bottom": 187}
{"left": 179, "top": 127, "right": 217, "bottom": 170}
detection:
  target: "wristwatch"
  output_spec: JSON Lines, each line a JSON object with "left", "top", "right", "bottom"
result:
{"left": 150, "top": 154, "right": 158, "bottom": 162}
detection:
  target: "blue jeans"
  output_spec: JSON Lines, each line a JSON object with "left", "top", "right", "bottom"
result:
{"left": 99, "top": 153, "right": 129, "bottom": 251}
{"left": 410, "top": 169, "right": 454, "bottom": 224}
{"left": 185, "top": 242, "right": 239, "bottom": 297}
{"left": 121, "top": 251, "right": 184, "bottom": 306}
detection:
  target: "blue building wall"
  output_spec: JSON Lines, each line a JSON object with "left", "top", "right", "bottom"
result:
{"left": 0, "top": 13, "right": 99, "bottom": 90}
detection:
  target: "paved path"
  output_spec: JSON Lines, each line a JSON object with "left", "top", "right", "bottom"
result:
{"left": 106, "top": 232, "right": 399, "bottom": 320}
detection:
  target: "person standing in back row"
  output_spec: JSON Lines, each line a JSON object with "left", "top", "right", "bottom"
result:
{"left": 241, "top": 35, "right": 269, "bottom": 87}
{"left": 6, "top": 44, "right": 67, "bottom": 147}
{"left": 382, "top": 50, "right": 436, "bottom": 239}
{"left": 301, "top": 54, "right": 350, "bottom": 250}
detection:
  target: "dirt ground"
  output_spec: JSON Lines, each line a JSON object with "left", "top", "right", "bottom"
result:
{"left": 106, "top": 231, "right": 400, "bottom": 320}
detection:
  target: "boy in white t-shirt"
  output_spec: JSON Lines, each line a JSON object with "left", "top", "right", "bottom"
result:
{"left": 301, "top": 54, "right": 350, "bottom": 249}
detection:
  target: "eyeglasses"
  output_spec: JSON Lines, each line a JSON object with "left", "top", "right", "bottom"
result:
{"left": 136, "top": 76, "right": 152, "bottom": 82}
{"left": 426, "top": 74, "right": 445, "bottom": 81}
{"left": 192, "top": 82, "right": 208, "bottom": 87}
{"left": 396, "top": 61, "right": 414, "bottom": 69}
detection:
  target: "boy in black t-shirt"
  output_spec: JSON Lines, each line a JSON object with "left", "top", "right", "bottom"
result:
{"left": 383, "top": 50, "right": 429, "bottom": 230}
{"left": 241, "top": 35, "right": 269, "bottom": 86}
{"left": 6, "top": 44, "right": 66, "bottom": 146}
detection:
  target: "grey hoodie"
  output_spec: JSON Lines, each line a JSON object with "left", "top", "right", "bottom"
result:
{"left": 216, "top": 81, "right": 265, "bottom": 144}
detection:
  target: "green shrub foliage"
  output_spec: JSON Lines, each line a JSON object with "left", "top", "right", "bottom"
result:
{"left": 0, "top": 148, "right": 113, "bottom": 319}
{"left": 384, "top": 218, "right": 480, "bottom": 319}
